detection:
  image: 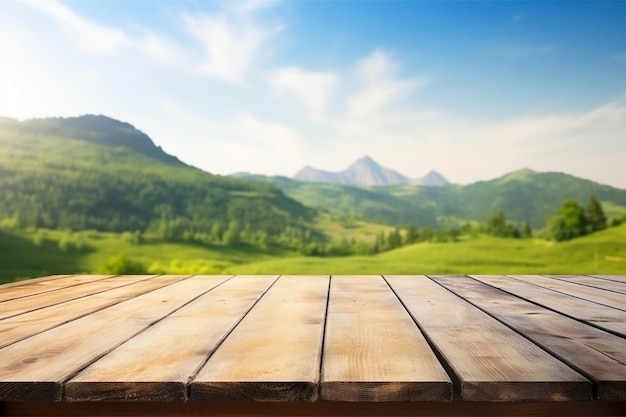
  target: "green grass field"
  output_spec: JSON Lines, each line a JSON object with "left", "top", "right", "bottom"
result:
{"left": 2, "top": 222, "right": 626, "bottom": 284}
{"left": 225, "top": 225, "right": 626, "bottom": 275}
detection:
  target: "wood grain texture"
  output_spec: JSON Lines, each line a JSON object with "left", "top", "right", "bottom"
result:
{"left": 321, "top": 275, "right": 451, "bottom": 402}
{"left": 433, "top": 276, "right": 626, "bottom": 401}
{"left": 507, "top": 275, "right": 626, "bottom": 311}
{"left": 65, "top": 275, "right": 278, "bottom": 402}
{"left": 591, "top": 275, "right": 626, "bottom": 284}
{"left": 544, "top": 275, "right": 626, "bottom": 295}
{"left": 0, "top": 275, "right": 109, "bottom": 303}
{"left": 385, "top": 275, "right": 591, "bottom": 402}
{"left": 191, "top": 276, "right": 329, "bottom": 402}
{"left": 0, "top": 275, "right": 187, "bottom": 349}
{"left": 471, "top": 275, "right": 626, "bottom": 338}
{"left": 0, "top": 275, "right": 153, "bottom": 320}
{"left": 0, "top": 275, "right": 229, "bottom": 401}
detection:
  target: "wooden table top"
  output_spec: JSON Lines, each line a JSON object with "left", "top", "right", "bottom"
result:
{"left": 0, "top": 274, "right": 625, "bottom": 414}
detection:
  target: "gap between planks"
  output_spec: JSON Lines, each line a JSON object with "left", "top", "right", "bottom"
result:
{"left": 0, "top": 275, "right": 614, "bottom": 404}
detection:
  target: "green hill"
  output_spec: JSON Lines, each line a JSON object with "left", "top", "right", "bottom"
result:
{"left": 240, "top": 169, "right": 626, "bottom": 229}
{"left": 0, "top": 115, "right": 315, "bottom": 238}
{"left": 3, "top": 220, "right": 624, "bottom": 284}
{"left": 223, "top": 223, "right": 626, "bottom": 275}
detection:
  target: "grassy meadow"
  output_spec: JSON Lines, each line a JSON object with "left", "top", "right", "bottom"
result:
{"left": 2, "top": 220, "right": 625, "bottom": 284}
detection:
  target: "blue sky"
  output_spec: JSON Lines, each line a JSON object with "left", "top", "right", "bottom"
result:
{"left": 1, "top": 0, "right": 625, "bottom": 187}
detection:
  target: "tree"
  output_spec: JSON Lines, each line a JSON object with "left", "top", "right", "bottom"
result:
{"left": 485, "top": 211, "right": 521, "bottom": 238}
{"left": 486, "top": 211, "right": 507, "bottom": 236}
{"left": 404, "top": 224, "right": 418, "bottom": 245}
{"left": 211, "top": 221, "right": 224, "bottom": 242}
{"left": 587, "top": 195, "right": 607, "bottom": 232}
{"left": 387, "top": 228, "right": 403, "bottom": 249}
{"left": 548, "top": 200, "right": 588, "bottom": 241}
{"left": 223, "top": 220, "right": 241, "bottom": 245}
{"left": 522, "top": 221, "right": 532, "bottom": 238}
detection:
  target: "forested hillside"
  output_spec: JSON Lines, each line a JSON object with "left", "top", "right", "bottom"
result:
{"left": 239, "top": 169, "right": 626, "bottom": 229}
{"left": 0, "top": 115, "right": 316, "bottom": 244}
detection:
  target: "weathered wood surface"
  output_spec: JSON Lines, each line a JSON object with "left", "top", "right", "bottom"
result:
{"left": 385, "top": 275, "right": 591, "bottom": 401}
{"left": 66, "top": 275, "right": 277, "bottom": 402}
{"left": 0, "top": 275, "right": 228, "bottom": 401}
{"left": 0, "top": 275, "right": 79, "bottom": 302}
{"left": 0, "top": 275, "right": 152, "bottom": 320}
{"left": 507, "top": 274, "right": 626, "bottom": 311}
{"left": 0, "top": 274, "right": 625, "bottom": 410}
{"left": 545, "top": 275, "right": 626, "bottom": 295}
{"left": 321, "top": 275, "right": 451, "bottom": 402}
{"left": 433, "top": 276, "right": 626, "bottom": 401}
{"left": 592, "top": 275, "right": 626, "bottom": 283}
{"left": 191, "top": 276, "right": 329, "bottom": 401}
{"left": 471, "top": 275, "right": 626, "bottom": 337}
{"left": 0, "top": 274, "right": 188, "bottom": 349}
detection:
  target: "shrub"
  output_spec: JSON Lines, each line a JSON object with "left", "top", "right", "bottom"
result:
{"left": 96, "top": 253, "right": 148, "bottom": 274}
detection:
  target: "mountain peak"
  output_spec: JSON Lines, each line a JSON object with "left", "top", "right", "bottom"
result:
{"left": 410, "top": 170, "right": 449, "bottom": 186}
{"left": 356, "top": 155, "right": 376, "bottom": 164}
{"left": 293, "top": 156, "right": 448, "bottom": 187}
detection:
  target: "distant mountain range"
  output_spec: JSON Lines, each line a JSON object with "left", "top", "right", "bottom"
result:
{"left": 2, "top": 113, "right": 626, "bottom": 234}
{"left": 232, "top": 168, "right": 626, "bottom": 229}
{"left": 292, "top": 155, "right": 449, "bottom": 187}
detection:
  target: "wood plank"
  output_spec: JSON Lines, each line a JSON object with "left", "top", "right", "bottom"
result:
{"left": 321, "top": 275, "right": 451, "bottom": 402}
{"left": 507, "top": 275, "right": 626, "bottom": 311}
{"left": 0, "top": 275, "right": 70, "bottom": 290}
{"left": 0, "top": 275, "right": 111, "bottom": 303}
{"left": 0, "top": 275, "right": 154, "bottom": 320}
{"left": 433, "top": 276, "right": 626, "bottom": 401}
{"left": 385, "top": 275, "right": 591, "bottom": 402}
{"left": 591, "top": 275, "right": 626, "bottom": 284}
{"left": 190, "top": 275, "right": 329, "bottom": 402}
{"left": 470, "top": 275, "right": 626, "bottom": 338}
{"left": 0, "top": 275, "right": 188, "bottom": 349}
{"left": 65, "top": 275, "right": 278, "bottom": 402}
{"left": 545, "top": 275, "right": 626, "bottom": 295}
{"left": 0, "top": 275, "right": 230, "bottom": 401}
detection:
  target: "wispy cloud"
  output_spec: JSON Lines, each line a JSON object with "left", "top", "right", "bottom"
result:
{"left": 18, "top": 0, "right": 181, "bottom": 61}
{"left": 19, "top": 0, "right": 128, "bottom": 54}
{"left": 182, "top": 1, "right": 284, "bottom": 84}
{"left": 342, "top": 50, "right": 428, "bottom": 127}
{"left": 267, "top": 67, "right": 338, "bottom": 120}
{"left": 510, "top": 14, "right": 523, "bottom": 23}
{"left": 355, "top": 49, "right": 398, "bottom": 82}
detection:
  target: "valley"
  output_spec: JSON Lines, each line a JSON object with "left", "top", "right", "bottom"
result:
{"left": 1, "top": 114, "right": 625, "bottom": 283}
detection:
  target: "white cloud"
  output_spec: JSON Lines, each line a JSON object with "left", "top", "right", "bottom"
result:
{"left": 182, "top": 3, "right": 283, "bottom": 84}
{"left": 225, "top": 113, "right": 307, "bottom": 174}
{"left": 346, "top": 78, "right": 426, "bottom": 118}
{"left": 267, "top": 67, "right": 337, "bottom": 119}
{"left": 355, "top": 49, "right": 398, "bottom": 82}
{"left": 340, "top": 49, "right": 429, "bottom": 131}
{"left": 19, "top": 0, "right": 128, "bottom": 54}
{"left": 18, "top": 0, "right": 181, "bottom": 61}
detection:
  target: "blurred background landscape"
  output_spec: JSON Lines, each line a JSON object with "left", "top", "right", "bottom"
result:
{"left": 1, "top": 0, "right": 625, "bottom": 282}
